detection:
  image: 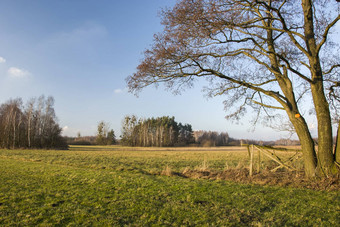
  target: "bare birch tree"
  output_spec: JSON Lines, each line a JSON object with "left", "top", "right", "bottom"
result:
{"left": 0, "top": 96, "right": 66, "bottom": 149}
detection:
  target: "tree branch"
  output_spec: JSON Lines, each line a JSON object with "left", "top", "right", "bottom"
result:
{"left": 323, "top": 64, "right": 340, "bottom": 75}
{"left": 191, "top": 59, "right": 288, "bottom": 108}
{"left": 317, "top": 14, "right": 340, "bottom": 54}
{"left": 252, "top": 100, "right": 285, "bottom": 110}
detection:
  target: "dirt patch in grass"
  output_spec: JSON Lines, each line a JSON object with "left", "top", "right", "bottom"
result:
{"left": 179, "top": 168, "right": 340, "bottom": 191}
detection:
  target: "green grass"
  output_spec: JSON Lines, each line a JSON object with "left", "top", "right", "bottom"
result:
{"left": 0, "top": 145, "right": 303, "bottom": 174}
{"left": 0, "top": 146, "right": 339, "bottom": 226}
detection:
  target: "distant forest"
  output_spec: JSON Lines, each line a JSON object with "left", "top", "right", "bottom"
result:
{"left": 0, "top": 96, "right": 67, "bottom": 149}
{"left": 67, "top": 115, "right": 302, "bottom": 147}
{"left": 120, "top": 115, "right": 194, "bottom": 147}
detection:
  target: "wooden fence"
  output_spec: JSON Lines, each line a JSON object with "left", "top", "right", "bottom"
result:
{"left": 247, "top": 145, "right": 303, "bottom": 176}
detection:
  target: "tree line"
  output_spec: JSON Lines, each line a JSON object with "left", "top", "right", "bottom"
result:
{"left": 69, "top": 122, "right": 306, "bottom": 147}
{"left": 91, "top": 116, "right": 307, "bottom": 147}
{"left": 120, "top": 115, "right": 194, "bottom": 147}
{"left": 0, "top": 96, "right": 67, "bottom": 149}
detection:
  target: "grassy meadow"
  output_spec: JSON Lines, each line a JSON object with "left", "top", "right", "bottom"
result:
{"left": 0, "top": 146, "right": 339, "bottom": 226}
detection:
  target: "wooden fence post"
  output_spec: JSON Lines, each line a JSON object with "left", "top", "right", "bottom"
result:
{"left": 257, "top": 146, "right": 261, "bottom": 173}
{"left": 249, "top": 144, "right": 254, "bottom": 176}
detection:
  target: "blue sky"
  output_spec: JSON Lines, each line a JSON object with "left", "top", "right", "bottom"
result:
{"left": 1, "top": 0, "right": 333, "bottom": 140}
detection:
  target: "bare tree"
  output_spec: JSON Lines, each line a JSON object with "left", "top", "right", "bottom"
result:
{"left": 96, "top": 121, "right": 109, "bottom": 145}
{"left": 0, "top": 99, "right": 24, "bottom": 148}
{"left": 96, "top": 121, "right": 116, "bottom": 145}
{"left": 0, "top": 96, "right": 66, "bottom": 149}
{"left": 127, "top": 0, "right": 340, "bottom": 177}
{"left": 121, "top": 115, "right": 138, "bottom": 146}
{"left": 25, "top": 98, "right": 35, "bottom": 148}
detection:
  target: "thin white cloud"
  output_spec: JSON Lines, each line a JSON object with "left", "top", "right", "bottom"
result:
{"left": 114, "top": 88, "right": 123, "bottom": 94}
{"left": 0, "top": 56, "right": 6, "bottom": 63}
{"left": 114, "top": 88, "right": 128, "bottom": 94}
{"left": 7, "top": 67, "right": 30, "bottom": 78}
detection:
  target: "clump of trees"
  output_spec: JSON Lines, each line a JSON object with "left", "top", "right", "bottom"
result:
{"left": 0, "top": 96, "right": 67, "bottom": 149}
{"left": 96, "top": 121, "right": 116, "bottom": 145}
{"left": 120, "top": 115, "right": 194, "bottom": 147}
{"left": 194, "top": 130, "right": 229, "bottom": 147}
{"left": 65, "top": 136, "right": 96, "bottom": 145}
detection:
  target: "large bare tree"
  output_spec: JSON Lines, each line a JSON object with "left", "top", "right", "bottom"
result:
{"left": 127, "top": 0, "right": 340, "bottom": 177}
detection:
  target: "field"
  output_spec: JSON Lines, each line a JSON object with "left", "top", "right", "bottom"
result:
{"left": 0, "top": 146, "right": 339, "bottom": 226}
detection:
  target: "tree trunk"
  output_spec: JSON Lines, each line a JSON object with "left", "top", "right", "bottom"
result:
{"left": 311, "top": 82, "right": 337, "bottom": 175}
{"left": 263, "top": 5, "right": 319, "bottom": 177}
{"left": 335, "top": 120, "right": 340, "bottom": 166}
{"left": 302, "top": 0, "right": 336, "bottom": 176}
{"left": 288, "top": 112, "right": 317, "bottom": 177}
{"left": 28, "top": 116, "right": 31, "bottom": 148}
{"left": 12, "top": 111, "right": 17, "bottom": 149}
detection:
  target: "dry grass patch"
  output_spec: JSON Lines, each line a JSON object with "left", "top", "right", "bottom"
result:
{"left": 179, "top": 168, "right": 340, "bottom": 191}
{"left": 161, "top": 165, "right": 173, "bottom": 177}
